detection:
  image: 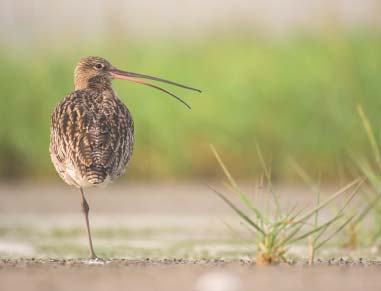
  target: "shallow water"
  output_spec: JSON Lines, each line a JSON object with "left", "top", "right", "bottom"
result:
{"left": 0, "top": 182, "right": 379, "bottom": 260}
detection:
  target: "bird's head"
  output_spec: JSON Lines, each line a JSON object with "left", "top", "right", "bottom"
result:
{"left": 74, "top": 56, "right": 200, "bottom": 109}
{"left": 74, "top": 56, "right": 112, "bottom": 90}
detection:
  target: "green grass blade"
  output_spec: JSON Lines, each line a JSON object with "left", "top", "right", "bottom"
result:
{"left": 210, "top": 144, "right": 239, "bottom": 189}
{"left": 352, "top": 193, "right": 381, "bottom": 227}
{"left": 221, "top": 219, "right": 254, "bottom": 247}
{"left": 211, "top": 145, "right": 265, "bottom": 221}
{"left": 288, "top": 213, "right": 344, "bottom": 244}
{"left": 256, "top": 144, "right": 281, "bottom": 216}
{"left": 208, "top": 185, "right": 265, "bottom": 235}
{"left": 289, "top": 158, "right": 319, "bottom": 194}
{"left": 355, "top": 157, "right": 381, "bottom": 190}
{"left": 288, "top": 203, "right": 311, "bottom": 222}
{"left": 224, "top": 182, "right": 265, "bottom": 222}
{"left": 337, "top": 181, "right": 363, "bottom": 213}
{"left": 312, "top": 222, "right": 330, "bottom": 243}
{"left": 275, "top": 221, "right": 305, "bottom": 248}
{"left": 312, "top": 184, "right": 361, "bottom": 243}
{"left": 293, "top": 178, "right": 362, "bottom": 224}
{"left": 315, "top": 214, "right": 356, "bottom": 250}
{"left": 285, "top": 202, "right": 297, "bottom": 217}
{"left": 357, "top": 104, "right": 381, "bottom": 169}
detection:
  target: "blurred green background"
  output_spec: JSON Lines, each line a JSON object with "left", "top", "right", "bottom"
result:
{"left": 0, "top": 0, "right": 380, "bottom": 182}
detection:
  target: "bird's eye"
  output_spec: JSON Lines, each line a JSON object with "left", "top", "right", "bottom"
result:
{"left": 95, "top": 63, "right": 104, "bottom": 70}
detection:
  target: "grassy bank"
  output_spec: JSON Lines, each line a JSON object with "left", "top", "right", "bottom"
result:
{"left": 1, "top": 31, "right": 380, "bottom": 181}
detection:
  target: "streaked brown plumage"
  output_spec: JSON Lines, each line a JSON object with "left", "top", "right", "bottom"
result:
{"left": 50, "top": 71, "right": 134, "bottom": 187}
{"left": 49, "top": 56, "right": 200, "bottom": 261}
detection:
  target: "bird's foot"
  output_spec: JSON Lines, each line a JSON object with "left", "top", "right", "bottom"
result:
{"left": 86, "top": 255, "right": 106, "bottom": 265}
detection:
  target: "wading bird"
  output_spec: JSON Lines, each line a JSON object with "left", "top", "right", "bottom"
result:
{"left": 49, "top": 56, "right": 200, "bottom": 261}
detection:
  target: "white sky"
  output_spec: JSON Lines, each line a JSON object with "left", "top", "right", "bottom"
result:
{"left": 0, "top": 0, "right": 379, "bottom": 44}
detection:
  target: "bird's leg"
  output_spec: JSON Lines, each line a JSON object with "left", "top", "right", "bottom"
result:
{"left": 79, "top": 187, "right": 100, "bottom": 261}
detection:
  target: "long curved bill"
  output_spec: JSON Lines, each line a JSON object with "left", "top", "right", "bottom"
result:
{"left": 110, "top": 68, "right": 201, "bottom": 109}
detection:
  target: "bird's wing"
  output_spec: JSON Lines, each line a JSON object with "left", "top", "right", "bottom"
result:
{"left": 50, "top": 91, "right": 92, "bottom": 175}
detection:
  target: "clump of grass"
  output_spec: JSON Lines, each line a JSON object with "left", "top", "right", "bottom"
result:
{"left": 346, "top": 104, "right": 381, "bottom": 248}
{"left": 210, "top": 145, "right": 362, "bottom": 265}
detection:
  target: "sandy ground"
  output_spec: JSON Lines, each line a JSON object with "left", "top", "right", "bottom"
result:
{"left": 2, "top": 259, "right": 381, "bottom": 291}
{"left": 1, "top": 182, "right": 381, "bottom": 291}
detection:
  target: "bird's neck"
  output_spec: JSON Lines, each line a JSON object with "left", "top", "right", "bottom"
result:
{"left": 75, "top": 75, "right": 113, "bottom": 91}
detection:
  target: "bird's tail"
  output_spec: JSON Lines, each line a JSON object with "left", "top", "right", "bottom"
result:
{"left": 86, "top": 165, "right": 108, "bottom": 185}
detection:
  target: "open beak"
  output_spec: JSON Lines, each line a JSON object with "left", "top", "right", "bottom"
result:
{"left": 110, "top": 68, "right": 201, "bottom": 109}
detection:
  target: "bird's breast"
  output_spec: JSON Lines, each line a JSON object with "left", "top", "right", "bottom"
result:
{"left": 50, "top": 89, "right": 134, "bottom": 188}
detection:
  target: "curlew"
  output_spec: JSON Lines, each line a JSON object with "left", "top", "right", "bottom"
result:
{"left": 49, "top": 56, "right": 200, "bottom": 261}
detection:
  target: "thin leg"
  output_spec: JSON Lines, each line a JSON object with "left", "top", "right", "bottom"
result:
{"left": 79, "top": 187, "right": 99, "bottom": 260}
